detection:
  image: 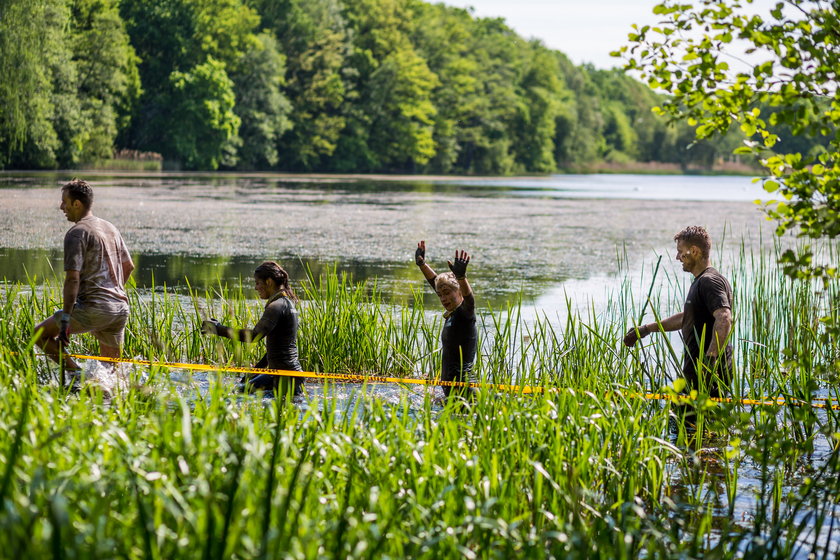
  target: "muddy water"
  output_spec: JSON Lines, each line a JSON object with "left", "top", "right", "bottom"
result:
{"left": 0, "top": 171, "right": 773, "bottom": 311}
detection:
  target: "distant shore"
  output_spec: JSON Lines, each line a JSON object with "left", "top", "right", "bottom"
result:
{"left": 0, "top": 161, "right": 763, "bottom": 182}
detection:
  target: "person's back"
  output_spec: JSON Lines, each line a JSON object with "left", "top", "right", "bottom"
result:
{"left": 65, "top": 215, "right": 130, "bottom": 312}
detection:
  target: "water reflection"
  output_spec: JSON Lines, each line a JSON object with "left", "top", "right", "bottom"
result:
{"left": 0, "top": 247, "right": 535, "bottom": 310}
{"left": 0, "top": 170, "right": 776, "bottom": 316}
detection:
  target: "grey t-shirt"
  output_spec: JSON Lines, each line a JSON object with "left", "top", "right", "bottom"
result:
{"left": 64, "top": 215, "right": 132, "bottom": 312}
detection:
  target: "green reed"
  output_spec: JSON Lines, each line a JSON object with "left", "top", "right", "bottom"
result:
{"left": 0, "top": 241, "right": 839, "bottom": 558}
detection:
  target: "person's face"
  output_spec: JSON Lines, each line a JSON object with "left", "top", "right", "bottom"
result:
{"left": 60, "top": 191, "right": 84, "bottom": 223}
{"left": 675, "top": 240, "right": 698, "bottom": 272}
{"left": 254, "top": 276, "right": 278, "bottom": 300}
{"left": 436, "top": 284, "right": 463, "bottom": 312}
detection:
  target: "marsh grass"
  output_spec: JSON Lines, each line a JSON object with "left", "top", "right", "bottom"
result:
{"left": 0, "top": 242, "right": 839, "bottom": 558}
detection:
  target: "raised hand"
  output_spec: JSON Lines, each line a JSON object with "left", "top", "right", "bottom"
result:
{"left": 415, "top": 240, "right": 426, "bottom": 266}
{"left": 448, "top": 250, "right": 470, "bottom": 278}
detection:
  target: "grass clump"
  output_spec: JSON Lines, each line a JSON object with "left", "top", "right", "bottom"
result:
{"left": 0, "top": 244, "right": 839, "bottom": 558}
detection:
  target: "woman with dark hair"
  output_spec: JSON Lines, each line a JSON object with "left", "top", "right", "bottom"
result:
{"left": 201, "top": 261, "right": 304, "bottom": 399}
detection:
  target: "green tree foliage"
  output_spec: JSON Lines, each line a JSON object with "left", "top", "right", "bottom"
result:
{"left": 252, "top": 0, "right": 353, "bottom": 170}
{"left": 120, "top": 0, "right": 288, "bottom": 169}
{"left": 0, "top": 0, "right": 63, "bottom": 167}
{"left": 228, "top": 33, "right": 292, "bottom": 169}
{"left": 164, "top": 57, "right": 241, "bottom": 170}
{"left": 69, "top": 0, "right": 142, "bottom": 163}
{"left": 619, "top": 0, "right": 839, "bottom": 282}
{"left": 0, "top": 0, "right": 138, "bottom": 168}
{"left": 512, "top": 44, "right": 565, "bottom": 173}
{"left": 3, "top": 0, "right": 830, "bottom": 174}
{"left": 332, "top": 0, "right": 438, "bottom": 172}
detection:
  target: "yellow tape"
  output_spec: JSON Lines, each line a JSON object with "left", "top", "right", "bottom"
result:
{"left": 67, "top": 353, "right": 840, "bottom": 411}
{"left": 68, "top": 353, "right": 536, "bottom": 394}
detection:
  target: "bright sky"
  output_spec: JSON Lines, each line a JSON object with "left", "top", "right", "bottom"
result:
{"left": 439, "top": 0, "right": 662, "bottom": 69}
{"left": 439, "top": 0, "right": 779, "bottom": 70}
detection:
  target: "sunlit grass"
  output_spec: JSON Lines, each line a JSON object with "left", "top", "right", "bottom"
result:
{"left": 0, "top": 243, "right": 839, "bottom": 558}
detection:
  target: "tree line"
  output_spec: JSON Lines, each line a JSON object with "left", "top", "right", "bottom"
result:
{"left": 0, "top": 0, "right": 770, "bottom": 173}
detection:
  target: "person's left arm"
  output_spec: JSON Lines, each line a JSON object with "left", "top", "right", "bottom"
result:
{"left": 448, "top": 250, "right": 474, "bottom": 309}
{"left": 706, "top": 307, "right": 732, "bottom": 358}
{"left": 202, "top": 321, "right": 266, "bottom": 344}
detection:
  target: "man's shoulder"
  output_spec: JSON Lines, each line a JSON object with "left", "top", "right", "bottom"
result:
{"left": 65, "top": 221, "right": 88, "bottom": 240}
{"left": 698, "top": 268, "right": 731, "bottom": 287}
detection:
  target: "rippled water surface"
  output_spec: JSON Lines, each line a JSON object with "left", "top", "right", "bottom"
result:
{"left": 0, "top": 171, "right": 774, "bottom": 311}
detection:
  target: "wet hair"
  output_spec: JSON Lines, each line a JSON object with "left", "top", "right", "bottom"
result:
{"left": 62, "top": 178, "right": 94, "bottom": 210}
{"left": 674, "top": 225, "right": 711, "bottom": 258}
{"left": 254, "top": 261, "right": 297, "bottom": 301}
{"left": 434, "top": 272, "right": 460, "bottom": 294}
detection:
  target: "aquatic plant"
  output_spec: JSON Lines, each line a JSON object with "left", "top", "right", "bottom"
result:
{"left": 0, "top": 243, "right": 838, "bottom": 558}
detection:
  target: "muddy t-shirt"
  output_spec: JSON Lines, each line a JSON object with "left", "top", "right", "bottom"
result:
{"left": 64, "top": 215, "right": 131, "bottom": 312}
{"left": 253, "top": 293, "right": 302, "bottom": 371}
{"left": 681, "top": 267, "right": 733, "bottom": 376}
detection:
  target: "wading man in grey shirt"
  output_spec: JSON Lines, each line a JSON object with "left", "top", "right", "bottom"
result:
{"left": 34, "top": 179, "right": 134, "bottom": 376}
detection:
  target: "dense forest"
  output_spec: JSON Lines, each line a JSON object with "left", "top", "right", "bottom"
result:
{"left": 1, "top": 0, "right": 756, "bottom": 173}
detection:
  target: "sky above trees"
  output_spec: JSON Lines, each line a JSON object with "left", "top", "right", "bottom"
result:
{"left": 441, "top": 0, "right": 778, "bottom": 69}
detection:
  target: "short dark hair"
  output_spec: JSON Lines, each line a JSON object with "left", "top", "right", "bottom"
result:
{"left": 674, "top": 225, "right": 711, "bottom": 258}
{"left": 62, "top": 178, "right": 94, "bottom": 209}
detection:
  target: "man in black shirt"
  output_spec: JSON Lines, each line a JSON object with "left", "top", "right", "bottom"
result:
{"left": 623, "top": 226, "right": 734, "bottom": 400}
{"left": 415, "top": 241, "right": 477, "bottom": 403}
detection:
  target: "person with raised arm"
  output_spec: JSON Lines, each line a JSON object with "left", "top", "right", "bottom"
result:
{"left": 201, "top": 261, "right": 304, "bottom": 400}
{"left": 415, "top": 241, "right": 477, "bottom": 403}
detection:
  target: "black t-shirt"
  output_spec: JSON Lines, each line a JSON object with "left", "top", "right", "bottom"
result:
{"left": 253, "top": 293, "right": 303, "bottom": 371}
{"left": 681, "top": 267, "right": 733, "bottom": 375}
{"left": 429, "top": 277, "right": 477, "bottom": 384}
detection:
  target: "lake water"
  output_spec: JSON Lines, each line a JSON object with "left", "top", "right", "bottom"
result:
{"left": 0, "top": 171, "right": 774, "bottom": 312}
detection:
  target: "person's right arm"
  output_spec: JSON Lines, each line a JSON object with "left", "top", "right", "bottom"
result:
{"left": 416, "top": 240, "right": 437, "bottom": 287}
{"left": 623, "top": 312, "right": 683, "bottom": 347}
{"left": 201, "top": 300, "right": 283, "bottom": 343}
{"left": 201, "top": 319, "right": 264, "bottom": 343}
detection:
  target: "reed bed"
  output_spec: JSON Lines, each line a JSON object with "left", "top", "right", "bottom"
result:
{"left": 0, "top": 244, "right": 838, "bottom": 559}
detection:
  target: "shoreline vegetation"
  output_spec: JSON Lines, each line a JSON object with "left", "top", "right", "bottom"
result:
{"left": 1, "top": 245, "right": 838, "bottom": 557}
{"left": 1, "top": 159, "right": 764, "bottom": 181}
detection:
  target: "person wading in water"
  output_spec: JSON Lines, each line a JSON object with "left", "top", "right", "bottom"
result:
{"left": 201, "top": 261, "right": 305, "bottom": 400}
{"left": 34, "top": 178, "right": 134, "bottom": 384}
{"left": 623, "top": 225, "right": 734, "bottom": 423}
{"left": 415, "top": 241, "right": 477, "bottom": 404}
